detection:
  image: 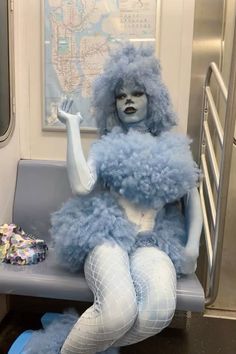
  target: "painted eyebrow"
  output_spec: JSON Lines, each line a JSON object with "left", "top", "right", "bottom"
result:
{"left": 115, "top": 92, "right": 126, "bottom": 99}
{"left": 132, "top": 90, "right": 144, "bottom": 93}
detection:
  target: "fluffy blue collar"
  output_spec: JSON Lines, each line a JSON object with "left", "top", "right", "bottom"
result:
{"left": 91, "top": 128, "right": 199, "bottom": 208}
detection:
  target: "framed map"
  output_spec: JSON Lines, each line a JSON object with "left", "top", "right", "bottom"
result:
{"left": 42, "top": 0, "right": 160, "bottom": 131}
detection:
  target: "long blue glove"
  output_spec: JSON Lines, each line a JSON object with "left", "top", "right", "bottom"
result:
{"left": 57, "top": 98, "right": 97, "bottom": 195}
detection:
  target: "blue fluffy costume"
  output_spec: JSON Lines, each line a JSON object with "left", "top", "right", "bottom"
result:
{"left": 51, "top": 128, "right": 199, "bottom": 274}
{"left": 50, "top": 45, "right": 200, "bottom": 276}
{"left": 23, "top": 44, "right": 201, "bottom": 354}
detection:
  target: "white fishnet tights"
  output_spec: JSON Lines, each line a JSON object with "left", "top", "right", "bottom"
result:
{"left": 115, "top": 247, "right": 176, "bottom": 346}
{"left": 61, "top": 243, "right": 137, "bottom": 354}
{"left": 61, "top": 243, "right": 176, "bottom": 354}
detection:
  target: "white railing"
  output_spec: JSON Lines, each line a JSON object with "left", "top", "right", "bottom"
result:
{"left": 199, "top": 49, "right": 236, "bottom": 305}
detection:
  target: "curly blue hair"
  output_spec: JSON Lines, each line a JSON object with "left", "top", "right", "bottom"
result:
{"left": 91, "top": 43, "right": 177, "bottom": 136}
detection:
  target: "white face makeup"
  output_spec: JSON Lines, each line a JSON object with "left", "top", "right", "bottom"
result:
{"left": 115, "top": 83, "right": 148, "bottom": 125}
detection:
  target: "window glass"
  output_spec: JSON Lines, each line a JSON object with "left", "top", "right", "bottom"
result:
{"left": 0, "top": 1, "right": 13, "bottom": 145}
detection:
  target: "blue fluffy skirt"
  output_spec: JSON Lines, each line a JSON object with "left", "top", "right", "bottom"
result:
{"left": 51, "top": 193, "right": 187, "bottom": 275}
{"left": 50, "top": 192, "right": 137, "bottom": 272}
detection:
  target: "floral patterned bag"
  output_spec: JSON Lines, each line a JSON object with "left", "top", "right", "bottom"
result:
{"left": 0, "top": 223, "right": 48, "bottom": 265}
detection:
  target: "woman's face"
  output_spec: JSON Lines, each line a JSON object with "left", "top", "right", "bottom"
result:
{"left": 115, "top": 82, "right": 148, "bottom": 125}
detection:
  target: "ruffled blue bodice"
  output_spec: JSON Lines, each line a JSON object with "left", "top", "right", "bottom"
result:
{"left": 91, "top": 128, "right": 200, "bottom": 209}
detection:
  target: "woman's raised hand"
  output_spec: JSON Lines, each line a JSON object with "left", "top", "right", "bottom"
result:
{"left": 57, "top": 97, "right": 83, "bottom": 125}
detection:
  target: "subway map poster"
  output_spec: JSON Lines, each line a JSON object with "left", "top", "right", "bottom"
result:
{"left": 43, "top": 0, "right": 158, "bottom": 130}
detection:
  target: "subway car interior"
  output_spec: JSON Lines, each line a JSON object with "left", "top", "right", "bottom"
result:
{"left": 0, "top": 1, "right": 236, "bottom": 353}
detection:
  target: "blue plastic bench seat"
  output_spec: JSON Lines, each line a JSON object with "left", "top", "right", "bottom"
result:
{"left": 0, "top": 159, "right": 205, "bottom": 312}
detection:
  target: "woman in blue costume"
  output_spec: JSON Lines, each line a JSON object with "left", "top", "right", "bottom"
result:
{"left": 24, "top": 44, "right": 201, "bottom": 354}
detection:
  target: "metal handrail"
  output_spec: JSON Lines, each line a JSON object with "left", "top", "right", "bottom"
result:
{"left": 205, "top": 62, "right": 228, "bottom": 102}
{"left": 199, "top": 23, "right": 236, "bottom": 306}
{"left": 200, "top": 154, "right": 216, "bottom": 226}
{"left": 205, "top": 87, "right": 224, "bottom": 147}
{"left": 199, "top": 182, "right": 213, "bottom": 272}
{"left": 203, "top": 120, "right": 220, "bottom": 188}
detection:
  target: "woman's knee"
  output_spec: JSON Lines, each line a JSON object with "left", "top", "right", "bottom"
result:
{"left": 139, "top": 291, "right": 175, "bottom": 325}
{"left": 130, "top": 247, "right": 177, "bottom": 331}
{"left": 84, "top": 242, "right": 138, "bottom": 335}
{"left": 102, "top": 298, "right": 138, "bottom": 335}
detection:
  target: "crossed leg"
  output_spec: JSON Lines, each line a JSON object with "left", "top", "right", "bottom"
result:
{"left": 114, "top": 247, "right": 177, "bottom": 346}
{"left": 61, "top": 245, "right": 176, "bottom": 353}
{"left": 61, "top": 243, "right": 138, "bottom": 354}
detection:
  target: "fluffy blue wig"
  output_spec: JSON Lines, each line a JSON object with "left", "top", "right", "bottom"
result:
{"left": 92, "top": 43, "right": 176, "bottom": 136}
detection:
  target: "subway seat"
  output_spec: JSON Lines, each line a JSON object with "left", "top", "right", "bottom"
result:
{"left": 0, "top": 159, "right": 205, "bottom": 312}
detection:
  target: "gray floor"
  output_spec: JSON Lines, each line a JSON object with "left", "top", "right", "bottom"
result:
{"left": 0, "top": 310, "right": 236, "bottom": 354}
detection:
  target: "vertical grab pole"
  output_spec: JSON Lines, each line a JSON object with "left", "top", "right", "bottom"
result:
{"left": 205, "top": 15, "right": 236, "bottom": 305}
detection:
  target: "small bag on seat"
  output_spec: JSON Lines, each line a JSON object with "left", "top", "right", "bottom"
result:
{"left": 0, "top": 223, "right": 48, "bottom": 265}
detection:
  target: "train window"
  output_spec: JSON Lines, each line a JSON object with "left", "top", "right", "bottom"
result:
{"left": 0, "top": 0, "right": 14, "bottom": 147}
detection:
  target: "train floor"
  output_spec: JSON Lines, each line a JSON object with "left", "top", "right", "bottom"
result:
{"left": 0, "top": 309, "right": 236, "bottom": 354}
